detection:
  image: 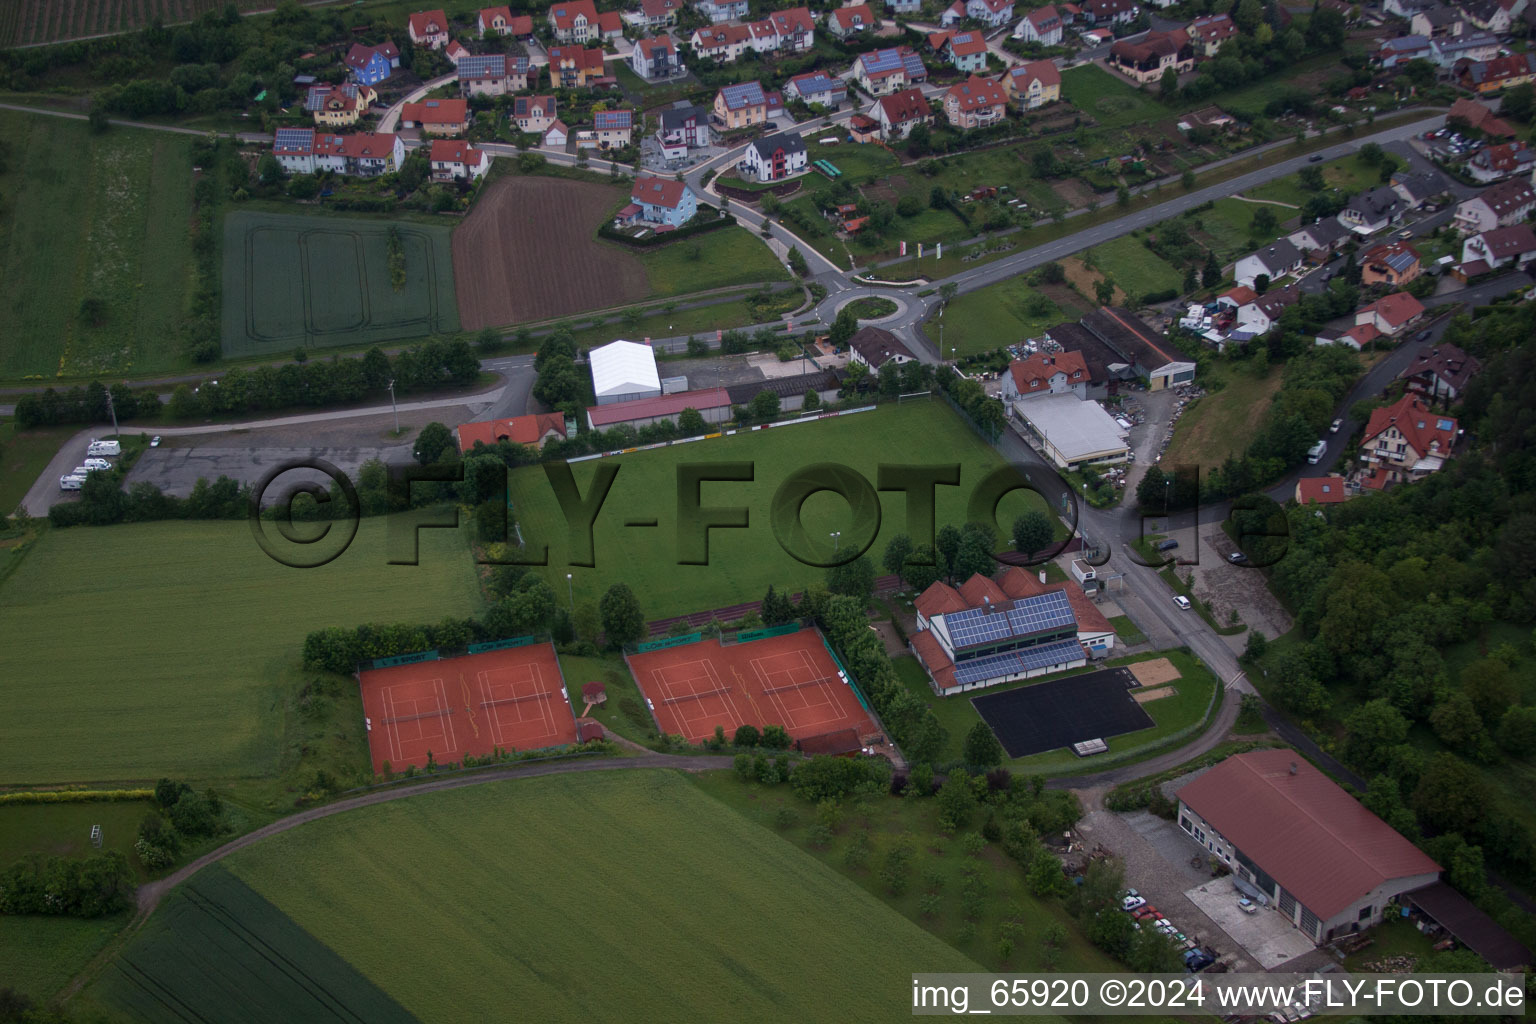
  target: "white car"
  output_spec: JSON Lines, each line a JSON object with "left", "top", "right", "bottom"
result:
{"left": 1173, "top": 595, "right": 1192, "bottom": 610}
{"left": 1122, "top": 895, "right": 1147, "bottom": 911}
{"left": 150, "top": 436, "right": 162, "bottom": 447}
{"left": 1238, "top": 898, "right": 1258, "bottom": 915}
{"left": 1329, "top": 419, "right": 1342, "bottom": 433}
{"left": 82, "top": 458, "right": 111, "bottom": 471}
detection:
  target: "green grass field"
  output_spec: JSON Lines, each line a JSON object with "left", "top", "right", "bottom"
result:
{"left": 939, "top": 278, "right": 1068, "bottom": 356}
{"left": 220, "top": 210, "right": 459, "bottom": 359}
{"left": 146, "top": 771, "right": 982, "bottom": 1022}
{"left": 1061, "top": 65, "right": 1167, "bottom": 129}
{"left": 510, "top": 402, "right": 1051, "bottom": 619}
{"left": 1087, "top": 236, "right": 1183, "bottom": 300}
{"left": 1164, "top": 364, "right": 1284, "bottom": 470}
{"left": 0, "top": 800, "right": 157, "bottom": 879}
{"left": 0, "top": 112, "right": 195, "bottom": 380}
{"left": 1, "top": 912, "right": 131, "bottom": 1003}
{"left": 636, "top": 224, "right": 791, "bottom": 296}
{"left": 0, "top": 518, "right": 481, "bottom": 787}
{"left": 0, "top": 422, "right": 76, "bottom": 513}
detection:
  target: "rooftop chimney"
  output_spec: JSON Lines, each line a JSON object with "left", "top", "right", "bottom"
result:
{"left": 982, "top": 595, "right": 992, "bottom": 613}
{"left": 1289, "top": 761, "right": 1298, "bottom": 775}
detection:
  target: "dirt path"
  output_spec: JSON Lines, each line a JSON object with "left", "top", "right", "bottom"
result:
{"left": 1229, "top": 194, "right": 1300, "bottom": 209}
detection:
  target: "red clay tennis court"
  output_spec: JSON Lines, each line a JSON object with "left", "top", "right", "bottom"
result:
{"left": 358, "top": 643, "right": 578, "bottom": 773}
{"left": 626, "top": 628, "right": 877, "bottom": 746}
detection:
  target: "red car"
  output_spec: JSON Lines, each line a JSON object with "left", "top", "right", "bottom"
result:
{"left": 1133, "top": 906, "right": 1158, "bottom": 921}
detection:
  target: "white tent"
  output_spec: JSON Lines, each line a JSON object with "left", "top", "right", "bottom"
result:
{"left": 589, "top": 340, "right": 662, "bottom": 405}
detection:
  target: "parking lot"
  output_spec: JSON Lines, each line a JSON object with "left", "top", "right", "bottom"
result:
{"left": 1185, "top": 881, "right": 1317, "bottom": 969}
{"left": 125, "top": 443, "right": 416, "bottom": 501}
{"left": 1191, "top": 525, "right": 1296, "bottom": 640}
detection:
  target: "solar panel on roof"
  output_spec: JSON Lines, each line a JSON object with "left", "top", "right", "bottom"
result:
{"left": 951, "top": 639, "right": 1084, "bottom": 684}
{"left": 1006, "top": 590, "right": 1074, "bottom": 636}
{"left": 945, "top": 605, "right": 1014, "bottom": 649}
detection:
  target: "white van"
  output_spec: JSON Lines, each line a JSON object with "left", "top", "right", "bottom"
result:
{"left": 82, "top": 458, "right": 111, "bottom": 471}
{"left": 87, "top": 439, "right": 122, "bottom": 457}
{"left": 59, "top": 474, "right": 85, "bottom": 490}
{"left": 70, "top": 466, "right": 96, "bottom": 478}
{"left": 1306, "top": 440, "right": 1327, "bottom": 464}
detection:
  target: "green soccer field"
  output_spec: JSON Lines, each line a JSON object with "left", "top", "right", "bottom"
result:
{"left": 92, "top": 771, "right": 980, "bottom": 1023}
{"left": 220, "top": 210, "right": 459, "bottom": 359}
{"left": 0, "top": 518, "right": 481, "bottom": 786}
{"left": 0, "top": 112, "right": 195, "bottom": 379}
{"left": 510, "top": 402, "right": 1052, "bottom": 620}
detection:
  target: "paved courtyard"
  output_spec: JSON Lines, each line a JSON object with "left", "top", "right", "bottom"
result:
{"left": 1186, "top": 880, "right": 1317, "bottom": 969}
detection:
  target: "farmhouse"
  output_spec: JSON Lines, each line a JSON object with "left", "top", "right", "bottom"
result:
{"left": 911, "top": 574, "right": 1095, "bottom": 696}
{"left": 513, "top": 95, "right": 559, "bottom": 133}
{"left": 1399, "top": 344, "right": 1481, "bottom": 402}
{"left": 458, "top": 53, "right": 531, "bottom": 96}
{"left": 590, "top": 339, "right": 663, "bottom": 404}
{"left": 829, "top": 4, "right": 878, "bottom": 36}
{"left": 1185, "top": 13, "right": 1236, "bottom": 56}
{"left": 1466, "top": 141, "right": 1535, "bottom": 184}
{"left": 1002, "top": 351, "right": 1091, "bottom": 401}
{"left": 640, "top": 0, "right": 683, "bottom": 28}
{"left": 1294, "top": 476, "right": 1350, "bottom": 506}
{"left": 479, "top": 6, "right": 535, "bottom": 36}
{"left": 548, "top": 45, "right": 609, "bottom": 87}
{"left": 1355, "top": 292, "right": 1425, "bottom": 336}
{"left": 871, "top": 87, "right": 933, "bottom": 139}
{"left": 408, "top": 9, "right": 450, "bottom": 48}
{"left": 400, "top": 98, "right": 470, "bottom": 135}
{"left": 586, "top": 388, "right": 733, "bottom": 430}
{"left": 620, "top": 176, "right": 698, "bottom": 227}
{"left": 695, "top": 0, "right": 750, "bottom": 22}
{"left": 785, "top": 70, "right": 847, "bottom": 108}
{"left": 714, "top": 81, "right": 770, "bottom": 129}
{"left": 1014, "top": 5, "right": 1064, "bottom": 42}
{"left": 943, "top": 75, "right": 1008, "bottom": 129}
{"left": 1233, "top": 239, "right": 1303, "bottom": 289}
{"left": 738, "top": 131, "right": 808, "bottom": 181}
{"left": 692, "top": 22, "right": 752, "bottom": 61}
{"left": 942, "top": 31, "right": 991, "bottom": 73}
{"left": 549, "top": 0, "right": 600, "bottom": 42}
{"left": 1445, "top": 96, "right": 1514, "bottom": 138}
{"left": 1359, "top": 393, "right": 1458, "bottom": 484}
{"left": 272, "top": 129, "right": 404, "bottom": 176}
{"left": 1013, "top": 393, "right": 1130, "bottom": 469}
{"left": 1460, "top": 223, "right": 1536, "bottom": 273}
{"left": 456, "top": 413, "right": 568, "bottom": 452}
{"left": 1109, "top": 28, "right": 1192, "bottom": 85}
{"left": 305, "top": 82, "right": 376, "bottom": 128}
{"left": 1003, "top": 60, "right": 1061, "bottom": 109}
{"left": 1176, "top": 749, "right": 1441, "bottom": 942}
{"left": 856, "top": 47, "right": 927, "bottom": 96}
{"left": 847, "top": 326, "right": 916, "bottom": 368}
{"left": 631, "top": 34, "right": 682, "bottom": 80}
{"left": 1337, "top": 186, "right": 1405, "bottom": 236}
{"left": 344, "top": 42, "right": 400, "bottom": 85}
{"left": 429, "top": 139, "right": 490, "bottom": 181}
{"left": 1359, "top": 241, "right": 1421, "bottom": 287}
{"left": 1080, "top": 307, "right": 1194, "bottom": 390}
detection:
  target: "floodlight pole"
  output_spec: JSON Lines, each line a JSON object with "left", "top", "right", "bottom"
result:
{"left": 830, "top": 530, "right": 841, "bottom": 553}
{"left": 105, "top": 389, "right": 118, "bottom": 436}
{"left": 388, "top": 379, "right": 399, "bottom": 435}
{"left": 567, "top": 572, "right": 574, "bottom": 609}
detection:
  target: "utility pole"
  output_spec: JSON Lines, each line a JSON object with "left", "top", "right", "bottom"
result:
{"left": 105, "top": 389, "right": 119, "bottom": 437}
{"left": 567, "top": 573, "right": 574, "bottom": 610}
{"left": 387, "top": 379, "right": 399, "bottom": 435}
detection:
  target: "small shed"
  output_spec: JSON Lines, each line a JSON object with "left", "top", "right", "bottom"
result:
{"left": 576, "top": 717, "right": 606, "bottom": 743}
{"left": 581, "top": 681, "right": 607, "bottom": 706}
{"left": 794, "top": 728, "right": 863, "bottom": 757}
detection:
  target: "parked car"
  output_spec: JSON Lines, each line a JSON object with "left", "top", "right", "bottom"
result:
{"left": 150, "top": 436, "right": 162, "bottom": 447}
{"left": 1228, "top": 551, "right": 1248, "bottom": 565}
{"left": 1329, "top": 418, "right": 1342, "bottom": 433}
{"left": 1122, "top": 895, "right": 1147, "bottom": 911}
{"left": 1173, "top": 595, "right": 1192, "bottom": 610}
{"left": 1238, "top": 898, "right": 1258, "bottom": 914}
{"left": 1157, "top": 538, "right": 1179, "bottom": 551}
{"left": 1307, "top": 154, "right": 1323, "bottom": 162}
{"left": 82, "top": 458, "right": 111, "bottom": 471}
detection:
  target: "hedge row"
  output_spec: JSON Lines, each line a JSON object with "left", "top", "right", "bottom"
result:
{"left": 0, "top": 789, "right": 154, "bottom": 805}
{"left": 598, "top": 212, "right": 736, "bottom": 248}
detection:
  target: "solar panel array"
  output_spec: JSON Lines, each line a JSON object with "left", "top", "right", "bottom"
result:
{"left": 721, "top": 81, "right": 766, "bottom": 109}
{"left": 952, "top": 639, "right": 1085, "bottom": 685}
{"left": 274, "top": 127, "right": 314, "bottom": 153}
{"left": 944, "top": 589, "right": 1074, "bottom": 650}
{"left": 945, "top": 605, "right": 1014, "bottom": 649}
{"left": 1006, "top": 589, "right": 1074, "bottom": 637}
{"left": 458, "top": 54, "right": 508, "bottom": 77}
{"left": 900, "top": 50, "right": 926, "bottom": 77}
{"left": 860, "top": 48, "right": 903, "bottom": 74}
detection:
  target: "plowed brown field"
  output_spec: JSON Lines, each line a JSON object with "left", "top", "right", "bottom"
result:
{"left": 452, "top": 175, "right": 648, "bottom": 329}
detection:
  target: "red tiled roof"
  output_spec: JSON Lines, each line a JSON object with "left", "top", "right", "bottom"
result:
{"left": 548, "top": 0, "right": 597, "bottom": 29}
{"left": 642, "top": 0, "right": 680, "bottom": 16}
{"left": 586, "top": 387, "right": 731, "bottom": 427}
{"left": 1025, "top": 4, "right": 1061, "bottom": 27}
{"left": 445, "top": 38, "right": 470, "bottom": 59}
{"left": 1220, "top": 285, "right": 1257, "bottom": 306}
{"left": 946, "top": 30, "right": 990, "bottom": 56}
{"left": 831, "top": 3, "right": 876, "bottom": 30}
{"left": 1343, "top": 322, "right": 1381, "bottom": 347}
{"left": 947, "top": 74, "right": 1007, "bottom": 112}
{"left": 910, "top": 629, "right": 957, "bottom": 692}
{"left": 957, "top": 573, "right": 1009, "bottom": 609}
{"left": 1475, "top": 223, "right": 1536, "bottom": 260}
{"left": 581, "top": 681, "right": 606, "bottom": 701}
{"left": 1008, "top": 351, "right": 1089, "bottom": 392}
{"left": 1362, "top": 393, "right": 1456, "bottom": 457}
{"left": 457, "top": 412, "right": 566, "bottom": 451}
{"left": 1007, "top": 58, "right": 1061, "bottom": 89}
{"left": 915, "top": 580, "right": 968, "bottom": 619}
{"left": 875, "top": 87, "right": 930, "bottom": 124}
{"left": 1447, "top": 97, "right": 1515, "bottom": 137}
{"left": 429, "top": 138, "right": 484, "bottom": 165}
{"left": 632, "top": 175, "right": 688, "bottom": 209}
{"left": 409, "top": 9, "right": 448, "bottom": 36}
{"left": 998, "top": 566, "right": 1047, "bottom": 598}
{"left": 1178, "top": 749, "right": 1440, "bottom": 920}
{"left": 402, "top": 98, "right": 468, "bottom": 125}
{"left": 1401, "top": 344, "right": 1481, "bottom": 394}
{"left": 1295, "top": 476, "right": 1349, "bottom": 504}
{"left": 576, "top": 717, "right": 605, "bottom": 742}
{"left": 598, "top": 10, "right": 623, "bottom": 31}
{"left": 1359, "top": 291, "right": 1425, "bottom": 329}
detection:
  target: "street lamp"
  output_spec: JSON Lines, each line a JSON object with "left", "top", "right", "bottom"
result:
{"left": 830, "top": 531, "right": 841, "bottom": 553}
{"left": 566, "top": 572, "right": 574, "bottom": 609}
{"left": 387, "top": 378, "right": 399, "bottom": 436}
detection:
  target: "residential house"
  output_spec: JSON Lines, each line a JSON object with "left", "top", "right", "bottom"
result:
{"left": 1360, "top": 393, "right": 1458, "bottom": 483}
{"left": 513, "top": 95, "right": 558, "bottom": 133}
{"left": 713, "top": 81, "right": 769, "bottom": 129}
{"left": 939, "top": 0, "right": 966, "bottom": 26}
{"left": 691, "top": 23, "right": 751, "bottom": 62}
{"left": 1014, "top": 5, "right": 1064, "bottom": 43}
{"left": 1452, "top": 177, "right": 1536, "bottom": 233}
{"left": 1186, "top": 13, "right": 1237, "bottom": 56}
{"left": 1428, "top": 31, "right": 1499, "bottom": 68}
{"left": 1003, "top": 59, "right": 1061, "bottom": 109}
{"left": 848, "top": 326, "right": 917, "bottom": 368}
{"left": 1233, "top": 239, "right": 1303, "bottom": 289}
{"left": 1215, "top": 284, "right": 1256, "bottom": 313}
{"left": 640, "top": 0, "right": 682, "bottom": 29}
{"left": 1234, "top": 285, "right": 1300, "bottom": 336}
{"left": 590, "top": 108, "right": 634, "bottom": 147}
{"left": 343, "top": 42, "right": 400, "bottom": 86}
{"left": 399, "top": 97, "right": 469, "bottom": 135}
{"left": 621, "top": 176, "right": 698, "bottom": 226}
{"left": 944, "top": 74, "right": 1008, "bottom": 129}
{"left": 1390, "top": 170, "right": 1447, "bottom": 209}
{"left": 1355, "top": 291, "right": 1426, "bottom": 335}
{"left": 1295, "top": 476, "right": 1351, "bottom": 505}
{"left": 1083, "top": 0, "right": 1138, "bottom": 25}
{"left": 871, "top": 87, "right": 933, "bottom": 139}
{"left": 1445, "top": 97, "right": 1515, "bottom": 138}
{"left": 1337, "top": 186, "right": 1405, "bottom": 236}
{"left": 1080, "top": 307, "right": 1195, "bottom": 389}
{"left": 967, "top": 0, "right": 1016, "bottom": 27}
{"left": 1360, "top": 240, "right": 1422, "bottom": 287}
{"left": 1317, "top": 322, "right": 1381, "bottom": 350}
{"left": 631, "top": 34, "right": 681, "bottom": 79}
{"left": 785, "top": 70, "right": 847, "bottom": 108}
{"left": 829, "top": 3, "right": 878, "bottom": 36}
{"left": 1287, "top": 218, "right": 1351, "bottom": 257}
{"left": 1175, "top": 749, "right": 1441, "bottom": 942}
{"left": 1109, "top": 28, "right": 1192, "bottom": 85}
{"left": 887, "top": 0, "right": 922, "bottom": 13}
{"left": 1400, "top": 343, "right": 1481, "bottom": 402}
{"left": 1464, "top": 0, "right": 1526, "bottom": 33}
{"left": 1467, "top": 141, "right": 1536, "bottom": 184}
{"left": 272, "top": 128, "right": 404, "bottom": 176}
{"left": 444, "top": 39, "right": 470, "bottom": 66}
{"left": 1383, "top": 0, "right": 1434, "bottom": 16}
{"left": 548, "top": 0, "right": 599, "bottom": 41}
{"left": 543, "top": 120, "right": 569, "bottom": 147}
{"left": 457, "top": 413, "right": 568, "bottom": 452}
{"left": 597, "top": 10, "right": 626, "bottom": 40}
{"left": 429, "top": 138, "right": 489, "bottom": 181}
{"left": 407, "top": 9, "right": 450, "bottom": 48}
{"left": 1002, "top": 351, "right": 1091, "bottom": 401}
{"left": 760, "top": 7, "right": 815, "bottom": 51}
{"left": 305, "top": 82, "right": 376, "bottom": 128}
{"left": 694, "top": 0, "right": 749, "bottom": 22}
{"left": 1461, "top": 223, "right": 1536, "bottom": 273}
{"left": 459, "top": 54, "right": 530, "bottom": 96}
{"left": 738, "top": 131, "right": 808, "bottom": 181}
{"left": 547, "top": 45, "right": 608, "bottom": 87}
{"left": 855, "top": 47, "right": 927, "bottom": 95}
{"left": 1410, "top": 4, "right": 1464, "bottom": 36}
{"left": 942, "top": 31, "right": 991, "bottom": 72}
{"left": 657, "top": 101, "right": 711, "bottom": 153}
{"left": 1375, "top": 33, "right": 1430, "bottom": 68}
{"left": 479, "top": 7, "right": 534, "bottom": 37}
{"left": 1456, "top": 52, "right": 1536, "bottom": 93}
